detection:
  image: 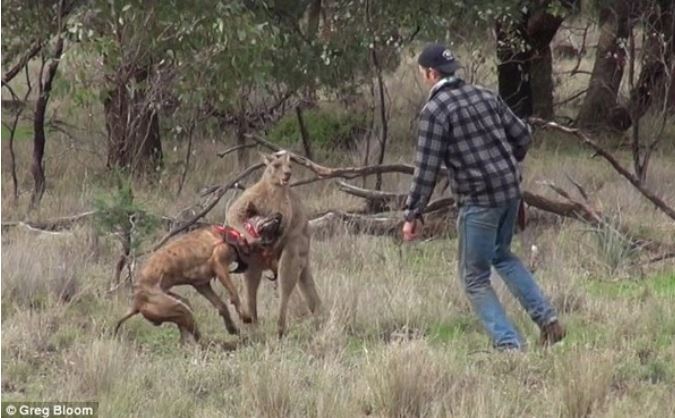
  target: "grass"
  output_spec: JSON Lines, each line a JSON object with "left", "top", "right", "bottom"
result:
{"left": 2, "top": 135, "right": 674, "bottom": 416}
{"left": 2, "top": 30, "right": 675, "bottom": 418}
{"left": 0, "top": 122, "right": 33, "bottom": 142}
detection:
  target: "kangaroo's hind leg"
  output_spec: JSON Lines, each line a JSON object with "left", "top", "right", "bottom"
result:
{"left": 277, "top": 244, "right": 305, "bottom": 338}
{"left": 298, "top": 266, "right": 322, "bottom": 315}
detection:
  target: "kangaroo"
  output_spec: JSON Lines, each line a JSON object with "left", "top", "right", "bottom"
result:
{"left": 114, "top": 210, "right": 283, "bottom": 345}
{"left": 227, "top": 151, "right": 322, "bottom": 337}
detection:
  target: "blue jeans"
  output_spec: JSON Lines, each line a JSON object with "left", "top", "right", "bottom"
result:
{"left": 457, "top": 199, "right": 557, "bottom": 349}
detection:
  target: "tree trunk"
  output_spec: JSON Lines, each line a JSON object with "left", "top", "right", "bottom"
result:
{"left": 527, "top": 8, "right": 565, "bottom": 119}
{"left": 629, "top": 2, "right": 673, "bottom": 118}
{"left": 529, "top": 47, "right": 555, "bottom": 118}
{"left": 295, "top": 106, "right": 314, "bottom": 160}
{"left": 236, "top": 105, "right": 249, "bottom": 170}
{"left": 30, "top": 38, "right": 64, "bottom": 209}
{"left": 496, "top": 17, "right": 533, "bottom": 118}
{"left": 576, "top": 1, "right": 632, "bottom": 130}
{"left": 307, "top": 0, "right": 322, "bottom": 39}
{"left": 371, "top": 47, "right": 388, "bottom": 198}
{"left": 496, "top": 2, "right": 572, "bottom": 119}
{"left": 104, "top": 67, "right": 162, "bottom": 174}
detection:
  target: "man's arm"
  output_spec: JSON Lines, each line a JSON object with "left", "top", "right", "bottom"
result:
{"left": 403, "top": 107, "right": 446, "bottom": 222}
{"left": 498, "top": 96, "right": 532, "bottom": 161}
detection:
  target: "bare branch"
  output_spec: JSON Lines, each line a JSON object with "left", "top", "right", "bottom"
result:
{"left": 554, "top": 88, "right": 589, "bottom": 107}
{"left": 150, "top": 162, "right": 265, "bottom": 251}
{"left": 218, "top": 143, "right": 258, "bottom": 158}
{"left": 337, "top": 180, "right": 405, "bottom": 206}
{"left": 529, "top": 118, "right": 675, "bottom": 221}
{"left": 245, "top": 133, "right": 441, "bottom": 185}
{"left": 3, "top": 66, "right": 33, "bottom": 204}
{"left": 1, "top": 210, "right": 97, "bottom": 232}
{"left": 565, "top": 174, "right": 591, "bottom": 202}
{"left": 2, "top": 41, "right": 43, "bottom": 85}
{"left": 176, "top": 122, "right": 195, "bottom": 196}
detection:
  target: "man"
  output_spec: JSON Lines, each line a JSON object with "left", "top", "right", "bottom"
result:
{"left": 402, "top": 43, "right": 565, "bottom": 351}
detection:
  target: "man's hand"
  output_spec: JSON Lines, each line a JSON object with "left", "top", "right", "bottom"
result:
{"left": 402, "top": 219, "right": 422, "bottom": 242}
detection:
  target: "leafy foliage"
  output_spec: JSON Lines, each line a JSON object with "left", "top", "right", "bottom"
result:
{"left": 1, "top": 0, "right": 67, "bottom": 63}
{"left": 92, "top": 174, "right": 159, "bottom": 253}
{"left": 268, "top": 107, "right": 367, "bottom": 149}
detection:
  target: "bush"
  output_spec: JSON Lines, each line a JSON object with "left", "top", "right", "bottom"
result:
{"left": 92, "top": 173, "right": 159, "bottom": 256}
{"left": 267, "top": 107, "right": 367, "bottom": 151}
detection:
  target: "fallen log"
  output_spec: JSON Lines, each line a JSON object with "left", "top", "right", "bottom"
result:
{"left": 335, "top": 180, "right": 673, "bottom": 255}
{"left": 1, "top": 210, "right": 97, "bottom": 232}
{"left": 245, "top": 132, "right": 443, "bottom": 187}
{"left": 309, "top": 207, "right": 457, "bottom": 240}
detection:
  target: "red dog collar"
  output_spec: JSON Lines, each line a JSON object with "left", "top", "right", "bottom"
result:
{"left": 213, "top": 225, "right": 242, "bottom": 246}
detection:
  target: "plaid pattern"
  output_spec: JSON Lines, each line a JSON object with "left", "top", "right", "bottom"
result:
{"left": 404, "top": 77, "right": 531, "bottom": 221}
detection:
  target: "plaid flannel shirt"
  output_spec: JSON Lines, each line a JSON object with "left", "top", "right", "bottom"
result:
{"left": 404, "top": 77, "right": 531, "bottom": 221}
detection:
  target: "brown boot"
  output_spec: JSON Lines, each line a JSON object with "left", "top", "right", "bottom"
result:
{"left": 539, "top": 319, "right": 565, "bottom": 347}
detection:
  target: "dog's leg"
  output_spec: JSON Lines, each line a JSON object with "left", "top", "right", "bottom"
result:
{"left": 212, "top": 246, "right": 243, "bottom": 317}
{"left": 243, "top": 266, "right": 263, "bottom": 324}
{"left": 166, "top": 290, "right": 193, "bottom": 309}
{"left": 194, "top": 283, "right": 239, "bottom": 335}
{"left": 140, "top": 290, "right": 200, "bottom": 344}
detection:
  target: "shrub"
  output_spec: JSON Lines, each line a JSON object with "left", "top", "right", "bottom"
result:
{"left": 267, "top": 107, "right": 367, "bottom": 151}
{"left": 92, "top": 173, "right": 159, "bottom": 256}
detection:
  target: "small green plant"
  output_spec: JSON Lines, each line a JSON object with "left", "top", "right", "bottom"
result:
{"left": 267, "top": 107, "right": 367, "bottom": 150}
{"left": 92, "top": 173, "right": 159, "bottom": 267}
{"left": 584, "top": 215, "right": 639, "bottom": 276}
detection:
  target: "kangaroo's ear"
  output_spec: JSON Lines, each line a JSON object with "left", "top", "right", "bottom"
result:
{"left": 259, "top": 152, "right": 272, "bottom": 166}
{"left": 245, "top": 201, "right": 258, "bottom": 218}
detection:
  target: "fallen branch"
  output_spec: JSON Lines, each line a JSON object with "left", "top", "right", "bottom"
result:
{"left": 335, "top": 179, "right": 591, "bottom": 224}
{"left": 246, "top": 132, "right": 430, "bottom": 183}
{"left": 217, "top": 143, "right": 258, "bottom": 158}
{"left": 529, "top": 117, "right": 675, "bottom": 221}
{"left": 337, "top": 180, "right": 456, "bottom": 214}
{"left": 334, "top": 180, "right": 671, "bottom": 255}
{"left": 336, "top": 180, "right": 407, "bottom": 209}
{"left": 1, "top": 210, "right": 97, "bottom": 232}
{"left": 4, "top": 222, "right": 74, "bottom": 236}
{"left": 309, "top": 203, "right": 457, "bottom": 239}
{"left": 150, "top": 162, "right": 264, "bottom": 251}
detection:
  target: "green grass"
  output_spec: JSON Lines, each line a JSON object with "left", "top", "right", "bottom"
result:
{"left": 426, "top": 315, "right": 484, "bottom": 346}
{"left": 585, "top": 272, "right": 675, "bottom": 299}
{"left": 1, "top": 122, "right": 33, "bottom": 142}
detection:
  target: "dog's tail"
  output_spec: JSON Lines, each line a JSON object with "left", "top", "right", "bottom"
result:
{"left": 114, "top": 308, "right": 139, "bottom": 335}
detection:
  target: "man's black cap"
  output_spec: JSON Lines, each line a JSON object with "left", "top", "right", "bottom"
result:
{"left": 417, "top": 43, "right": 461, "bottom": 74}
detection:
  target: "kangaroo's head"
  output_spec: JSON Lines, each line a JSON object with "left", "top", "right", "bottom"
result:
{"left": 261, "top": 151, "right": 292, "bottom": 187}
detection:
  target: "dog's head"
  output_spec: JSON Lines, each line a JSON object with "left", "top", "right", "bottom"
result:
{"left": 246, "top": 212, "right": 283, "bottom": 246}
